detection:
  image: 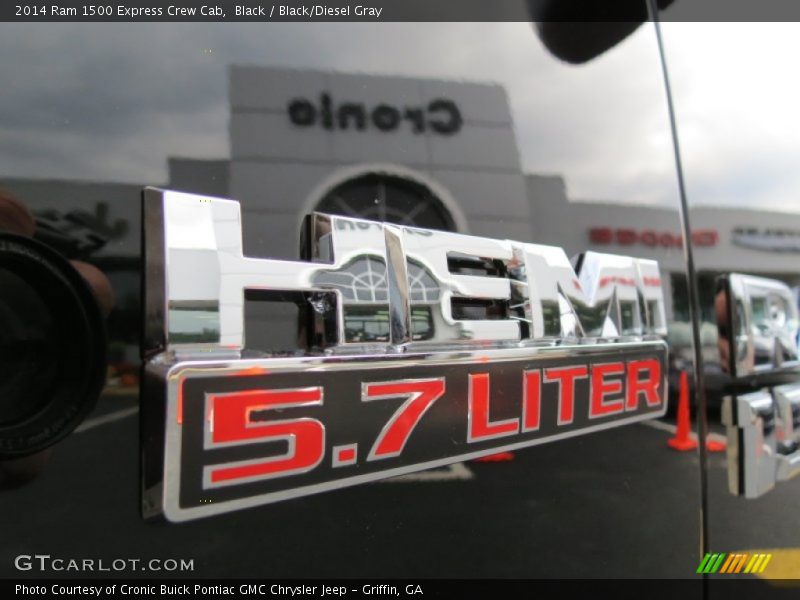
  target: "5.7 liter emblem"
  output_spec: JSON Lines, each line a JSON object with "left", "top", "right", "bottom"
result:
{"left": 141, "top": 188, "right": 669, "bottom": 522}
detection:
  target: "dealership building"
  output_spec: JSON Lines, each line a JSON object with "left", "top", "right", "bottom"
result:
{"left": 3, "top": 66, "right": 800, "bottom": 355}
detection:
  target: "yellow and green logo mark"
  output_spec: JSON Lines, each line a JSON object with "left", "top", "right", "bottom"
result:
{"left": 697, "top": 552, "right": 772, "bottom": 574}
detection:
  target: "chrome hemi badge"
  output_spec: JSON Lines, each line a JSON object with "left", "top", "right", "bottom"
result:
{"left": 141, "top": 188, "right": 669, "bottom": 522}
{"left": 716, "top": 273, "right": 800, "bottom": 377}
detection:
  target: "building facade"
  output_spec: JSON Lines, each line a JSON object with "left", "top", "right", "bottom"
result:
{"left": 4, "top": 65, "right": 800, "bottom": 355}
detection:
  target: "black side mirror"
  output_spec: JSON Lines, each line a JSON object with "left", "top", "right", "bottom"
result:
{"left": 528, "top": 0, "right": 676, "bottom": 63}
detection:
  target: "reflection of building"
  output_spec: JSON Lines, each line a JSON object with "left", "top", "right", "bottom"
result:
{"left": 525, "top": 179, "right": 800, "bottom": 362}
{"left": 313, "top": 254, "right": 442, "bottom": 343}
{"left": 177, "top": 66, "right": 531, "bottom": 349}
{"left": 4, "top": 65, "right": 800, "bottom": 355}
{"left": 223, "top": 66, "right": 530, "bottom": 255}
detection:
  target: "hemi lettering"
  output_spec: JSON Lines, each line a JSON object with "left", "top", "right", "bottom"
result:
{"left": 158, "top": 190, "right": 667, "bottom": 352}
{"left": 514, "top": 244, "right": 667, "bottom": 339}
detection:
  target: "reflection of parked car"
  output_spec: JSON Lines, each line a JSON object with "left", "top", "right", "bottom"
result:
{"left": 667, "top": 321, "right": 730, "bottom": 411}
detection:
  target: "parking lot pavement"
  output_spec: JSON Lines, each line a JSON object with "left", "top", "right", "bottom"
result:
{"left": 2, "top": 392, "right": 790, "bottom": 579}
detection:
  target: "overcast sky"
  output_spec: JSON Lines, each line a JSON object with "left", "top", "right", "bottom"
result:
{"left": 0, "top": 22, "right": 798, "bottom": 213}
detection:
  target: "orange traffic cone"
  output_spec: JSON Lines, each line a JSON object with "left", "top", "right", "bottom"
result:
{"left": 472, "top": 451, "right": 515, "bottom": 463}
{"left": 668, "top": 371, "right": 698, "bottom": 451}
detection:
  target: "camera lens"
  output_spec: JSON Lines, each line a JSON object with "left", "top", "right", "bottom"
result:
{"left": 0, "top": 233, "right": 106, "bottom": 458}
{"left": 0, "top": 268, "right": 58, "bottom": 424}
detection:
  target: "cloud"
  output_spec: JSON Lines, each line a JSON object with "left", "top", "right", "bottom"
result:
{"left": 1, "top": 21, "right": 796, "bottom": 214}
{"left": 660, "top": 22, "right": 800, "bottom": 212}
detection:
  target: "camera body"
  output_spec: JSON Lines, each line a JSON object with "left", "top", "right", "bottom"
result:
{"left": 0, "top": 224, "right": 107, "bottom": 459}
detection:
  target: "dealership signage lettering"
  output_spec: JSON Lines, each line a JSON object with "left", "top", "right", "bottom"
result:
{"left": 288, "top": 93, "right": 462, "bottom": 135}
{"left": 732, "top": 226, "right": 800, "bottom": 253}
{"left": 589, "top": 227, "right": 718, "bottom": 248}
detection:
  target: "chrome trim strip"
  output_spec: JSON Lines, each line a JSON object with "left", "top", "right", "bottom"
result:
{"left": 384, "top": 224, "right": 411, "bottom": 347}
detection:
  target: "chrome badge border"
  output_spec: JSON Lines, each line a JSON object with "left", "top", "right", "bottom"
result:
{"left": 147, "top": 342, "right": 668, "bottom": 522}
{"left": 141, "top": 187, "right": 670, "bottom": 522}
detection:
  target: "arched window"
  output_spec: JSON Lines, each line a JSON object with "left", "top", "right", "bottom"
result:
{"left": 316, "top": 173, "right": 456, "bottom": 231}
